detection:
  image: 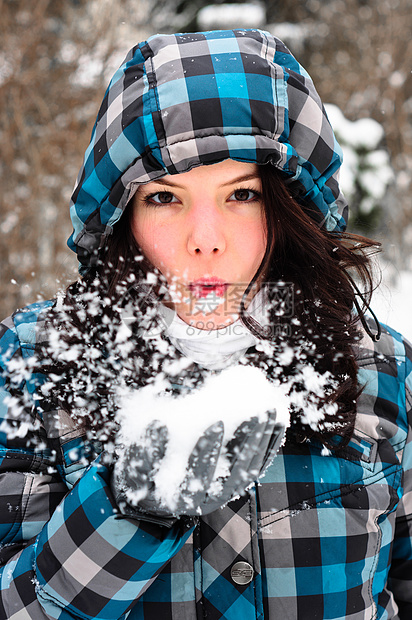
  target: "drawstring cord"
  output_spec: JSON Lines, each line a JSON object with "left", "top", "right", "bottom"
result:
{"left": 348, "top": 277, "right": 381, "bottom": 342}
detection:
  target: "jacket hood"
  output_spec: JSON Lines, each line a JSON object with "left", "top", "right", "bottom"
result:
{"left": 68, "top": 29, "right": 348, "bottom": 273}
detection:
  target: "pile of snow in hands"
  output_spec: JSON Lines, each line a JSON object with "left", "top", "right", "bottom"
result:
{"left": 116, "top": 364, "right": 335, "bottom": 511}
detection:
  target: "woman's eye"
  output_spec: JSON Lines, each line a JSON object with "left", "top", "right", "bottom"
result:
{"left": 230, "top": 189, "right": 259, "bottom": 202}
{"left": 147, "top": 191, "right": 178, "bottom": 204}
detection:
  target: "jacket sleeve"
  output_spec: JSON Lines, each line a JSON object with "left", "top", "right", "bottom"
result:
{"left": 0, "top": 317, "right": 194, "bottom": 620}
{"left": 388, "top": 339, "right": 412, "bottom": 619}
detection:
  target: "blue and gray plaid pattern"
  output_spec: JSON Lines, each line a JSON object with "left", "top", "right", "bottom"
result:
{"left": 0, "top": 302, "right": 412, "bottom": 618}
{"left": 68, "top": 29, "right": 348, "bottom": 273}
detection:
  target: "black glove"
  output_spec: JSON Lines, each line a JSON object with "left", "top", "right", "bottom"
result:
{"left": 111, "top": 410, "right": 284, "bottom": 527}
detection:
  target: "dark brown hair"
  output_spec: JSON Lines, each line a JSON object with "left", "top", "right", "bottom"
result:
{"left": 254, "top": 164, "right": 380, "bottom": 446}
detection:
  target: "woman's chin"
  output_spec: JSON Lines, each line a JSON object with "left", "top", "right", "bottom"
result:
{"left": 176, "top": 306, "right": 238, "bottom": 331}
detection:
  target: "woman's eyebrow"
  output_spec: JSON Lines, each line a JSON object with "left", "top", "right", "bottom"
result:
{"left": 220, "top": 173, "right": 260, "bottom": 187}
{"left": 142, "top": 172, "right": 261, "bottom": 191}
{"left": 145, "top": 178, "right": 184, "bottom": 189}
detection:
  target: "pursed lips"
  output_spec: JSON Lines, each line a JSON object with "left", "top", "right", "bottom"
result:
{"left": 188, "top": 278, "right": 229, "bottom": 299}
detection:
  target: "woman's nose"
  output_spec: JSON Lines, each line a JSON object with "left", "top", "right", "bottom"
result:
{"left": 186, "top": 202, "right": 226, "bottom": 256}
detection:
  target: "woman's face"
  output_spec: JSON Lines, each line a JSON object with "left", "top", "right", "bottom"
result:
{"left": 131, "top": 159, "right": 266, "bottom": 329}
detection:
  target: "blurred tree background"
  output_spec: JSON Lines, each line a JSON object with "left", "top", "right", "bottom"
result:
{"left": 1, "top": 0, "right": 411, "bottom": 319}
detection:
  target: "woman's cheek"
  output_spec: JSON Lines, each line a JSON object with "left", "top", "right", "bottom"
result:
{"left": 148, "top": 241, "right": 179, "bottom": 275}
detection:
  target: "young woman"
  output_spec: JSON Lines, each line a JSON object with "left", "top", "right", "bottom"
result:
{"left": 0, "top": 29, "right": 411, "bottom": 620}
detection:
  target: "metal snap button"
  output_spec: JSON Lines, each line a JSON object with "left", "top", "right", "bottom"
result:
{"left": 230, "top": 561, "right": 254, "bottom": 585}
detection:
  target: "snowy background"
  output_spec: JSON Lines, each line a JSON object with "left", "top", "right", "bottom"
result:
{"left": 323, "top": 102, "right": 412, "bottom": 341}
{"left": 373, "top": 260, "right": 412, "bottom": 341}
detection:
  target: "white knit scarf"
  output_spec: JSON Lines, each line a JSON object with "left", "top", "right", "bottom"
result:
{"left": 160, "top": 290, "right": 268, "bottom": 370}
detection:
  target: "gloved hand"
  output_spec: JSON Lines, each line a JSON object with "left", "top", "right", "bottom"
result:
{"left": 111, "top": 410, "right": 284, "bottom": 527}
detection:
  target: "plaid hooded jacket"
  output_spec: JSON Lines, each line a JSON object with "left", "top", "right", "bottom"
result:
{"left": 1, "top": 29, "right": 412, "bottom": 620}
{"left": 1, "top": 305, "right": 412, "bottom": 619}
